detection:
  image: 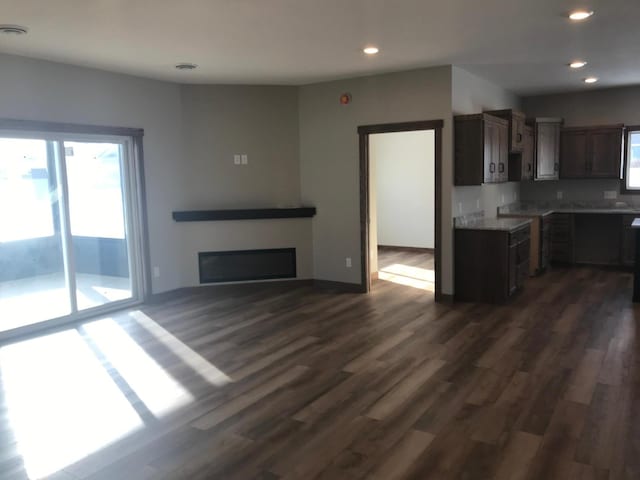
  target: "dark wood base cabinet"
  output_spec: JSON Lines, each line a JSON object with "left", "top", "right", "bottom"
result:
{"left": 550, "top": 213, "right": 635, "bottom": 268}
{"left": 455, "top": 225, "right": 530, "bottom": 304}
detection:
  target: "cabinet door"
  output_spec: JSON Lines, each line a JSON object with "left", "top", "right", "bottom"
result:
{"left": 536, "top": 122, "right": 560, "bottom": 180}
{"left": 512, "top": 114, "right": 525, "bottom": 152}
{"left": 483, "top": 121, "right": 495, "bottom": 183}
{"left": 589, "top": 129, "right": 622, "bottom": 178}
{"left": 560, "top": 130, "right": 588, "bottom": 178}
{"left": 622, "top": 215, "right": 636, "bottom": 267}
{"left": 498, "top": 122, "right": 509, "bottom": 182}
{"left": 521, "top": 126, "right": 534, "bottom": 180}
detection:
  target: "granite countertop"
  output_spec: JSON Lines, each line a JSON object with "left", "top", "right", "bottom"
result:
{"left": 455, "top": 212, "right": 532, "bottom": 232}
{"left": 498, "top": 202, "right": 640, "bottom": 217}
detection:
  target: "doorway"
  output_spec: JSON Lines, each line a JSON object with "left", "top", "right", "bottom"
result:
{"left": 0, "top": 122, "right": 148, "bottom": 339}
{"left": 358, "top": 120, "right": 443, "bottom": 301}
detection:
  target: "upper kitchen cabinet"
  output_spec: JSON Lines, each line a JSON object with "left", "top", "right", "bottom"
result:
{"left": 485, "top": 109, "right": 526, "bottom": 153}
{"left": 455, "top": 113, "right": 509, "bottom": 185}
{"left": 509, "top": 124, "right": 534, "bottom": 181}
{"left": 532, "top": 118, "right": 563, "bottom": 181}
{"left": 560, "top": 125, "right": 624, "bottom": 179}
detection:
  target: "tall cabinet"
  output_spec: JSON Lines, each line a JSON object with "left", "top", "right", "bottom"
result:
{"left": 532, "top": 118, "right": 563, "bottom": 181}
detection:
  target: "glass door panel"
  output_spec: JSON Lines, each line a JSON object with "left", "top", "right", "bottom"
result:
{"left": 0, "top": 138, "right": 70, "bottom": 330}
{"left": 64, "top": 141, "right": 133, "bottom": 311}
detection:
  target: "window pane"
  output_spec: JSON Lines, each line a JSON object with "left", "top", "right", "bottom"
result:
{"left": 0, "top": 138, "right": 55, "bottom": 242}
{"left": 628, "top": 132, "right": 640, "bottom": 189}
{"left": 65, "top": 142, "right": 126, "bottom": 239}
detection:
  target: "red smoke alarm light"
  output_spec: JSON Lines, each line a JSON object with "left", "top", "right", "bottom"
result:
{"left": 340, "top": 93, "right": 352, "bottom": 105}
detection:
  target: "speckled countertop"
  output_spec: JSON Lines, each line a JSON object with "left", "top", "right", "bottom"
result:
{"left": 455, "top": 212, "right": 532, "bottom": 232}
{"left": 498, "top": 202, "right": 640, "bottom": 217}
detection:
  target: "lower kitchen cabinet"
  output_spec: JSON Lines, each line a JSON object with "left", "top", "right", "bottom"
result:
{"left": 550, "top": 212, "right": 636, "bottom": 268}
{"left": 455, "top": 225, "right": 530, "bottom": 304}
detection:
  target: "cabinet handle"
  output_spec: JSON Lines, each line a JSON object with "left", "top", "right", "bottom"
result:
{"left": 499, "top": 163, "right": 505, "bottom": 173}
{"left": 490, "top": 163, "right": 495, "bottom": 173}
{"left": 517, "top": 133, "right": 523, "bottom": 142}
{"left": 528, "top": 163, "right": 532, "bottom": 172}
{"left": 554, "top": 162, "right": 559, "bottom": 172}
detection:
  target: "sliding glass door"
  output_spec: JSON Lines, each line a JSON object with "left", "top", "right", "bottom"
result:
{"left": 0, "top": 132, "right": 143, "bottom": 336}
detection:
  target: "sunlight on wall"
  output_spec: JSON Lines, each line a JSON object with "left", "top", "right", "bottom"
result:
{"left": 378, "top": 263, "right": 435, "bottom": 291}
{"left": 129, "top": 310, "right": 231, "bottom": 386}
{"left": 0, "top": 330, "right": 143, "bottom": 479}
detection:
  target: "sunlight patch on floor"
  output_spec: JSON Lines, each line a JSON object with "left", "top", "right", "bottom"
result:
{"left": 0, "top": 330, "right": 143, "bottom": 479}
{"left": 83, "top": 318, "right": 194, "bottom": 417}
{"left": 129, "top": 310, "right": 231, "bottom": 386}
{"left": 378, "top": 263, "right": 435, "bottom": 291}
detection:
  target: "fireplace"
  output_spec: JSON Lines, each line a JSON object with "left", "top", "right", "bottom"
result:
{"left": 198, "top": 248, "right": 296, "bottom": 284}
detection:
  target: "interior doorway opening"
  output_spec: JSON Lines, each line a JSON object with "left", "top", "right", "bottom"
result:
{"left": 358, "top": 120, "right": 443, "bottom": 301}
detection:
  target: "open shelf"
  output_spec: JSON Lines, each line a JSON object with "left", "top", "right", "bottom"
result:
{"left": 172, "top": 207, "right": 316, "bottom": 222}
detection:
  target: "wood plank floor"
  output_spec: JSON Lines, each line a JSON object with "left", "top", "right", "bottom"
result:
{"left": 1, "top": 256, "right": 640, "bottom": 479}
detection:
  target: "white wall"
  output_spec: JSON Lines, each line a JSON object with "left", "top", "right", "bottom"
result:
{"left": 371, "top": 130, "right": 435, "bottom": 249}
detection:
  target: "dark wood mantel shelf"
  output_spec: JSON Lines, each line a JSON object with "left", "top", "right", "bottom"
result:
{"left": 172, "top": 207, "right": 317, "bottom": 222}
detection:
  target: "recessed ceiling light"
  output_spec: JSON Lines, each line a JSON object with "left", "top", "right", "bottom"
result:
{"left": 0, "top": 24, "right": 28, "bottom": 35}
{"left": 569, "top": 10, "right": 594, "bottom": 20}
{"left": 363, "top": 46, "right": 379, "bottom": 55}
{"left": 584, "top": 76, "right": 599, "bottom": 84}
{"left": 569, "top": 61, "right": 588, "bottom": 69}
{"left": 175, "top": 63, "right": 198, "bottom": 71}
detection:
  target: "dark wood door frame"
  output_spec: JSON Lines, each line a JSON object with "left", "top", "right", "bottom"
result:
{"left": 358, "top": 119, "right": 444, "bottom": 301}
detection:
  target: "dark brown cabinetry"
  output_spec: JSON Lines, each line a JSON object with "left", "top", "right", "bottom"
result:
{"left": 486, "top": 109, "right": 526, "bottom": 153}
{"left": 550, "top": 213, "right": 574, "bottom": 264}
{"left": 454, "top": 114, "right": 509, "bottom": 185}
{"left": 541, "top": 215, "right": 551, "bottom": 270}
{"left": 622, "top": 215, "right": 636, "bottom": 267}
{"left": 455, "top": 225, "right": 530, "bottom": 303}
{"left": 509, "top": 125, "right": 534, "bottom": 181}
{"left": 550, "top": 212, "right": 636, "bottom": 268}
{"left": 532, "top": 118, "right": 562, "bottom": 181}
{"left": 560, "top": 125, "right": 624, "bottom": 179}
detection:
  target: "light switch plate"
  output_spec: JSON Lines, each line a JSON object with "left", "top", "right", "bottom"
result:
{"left": 234, "top": 154, "right": 241, "bottom": 165}
{"left": 241, "top": 154, "right": 248, "bottom": 165}
{"left": 557, "top": 191, "right": 563, "bottom": 200}
{"left": 604, "top": 190, "right": 617, "bottom": 199}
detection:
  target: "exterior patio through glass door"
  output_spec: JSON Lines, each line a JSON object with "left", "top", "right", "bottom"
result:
{"left": 0, "top": 131, "right": 143, "bottom": 337}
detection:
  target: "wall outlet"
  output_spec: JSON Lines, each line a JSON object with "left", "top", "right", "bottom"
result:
{"left": 153, "top": 266, "right": 160, "bottom": 278}
{"left": 241, "top": 154, "right": 248, "bottom": 165}
{"left": 501, "top": 194, "right": 505, "bottom": 204}
{"left": 557, "top": 191, "right": 563, "bottom": 200}
{"left": 604, "top": 190, "right": 617, "bottom": 200}
{"left": 476, "top": 199, "right": 480, "bottom": 209}
{"left": 345, "top": 257, "right": 352, "bottom": 268}
{"left": 233, "top": 154, "right": 241, "bottom": 165}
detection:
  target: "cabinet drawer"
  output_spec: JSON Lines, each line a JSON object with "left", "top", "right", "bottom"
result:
{"left": 510, "top": 227, "right": 530, "bottom": 246}
{"left": 517, "top": 239, "right": 530, "bottom": 264}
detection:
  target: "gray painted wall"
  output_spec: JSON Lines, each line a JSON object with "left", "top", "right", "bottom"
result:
{"left": 179, "top": 85, "right": 312, "bottom": 284}
{"left": 0, "top": 54, "right": 312, "bottom": 294}
{"left": 522, "top": 85, "right": 640, "bottom": 205}
{"left": 452, "top": 67, "right": 522, "bottom": 218}
{"left": 0, "top": 53, "right": 184, "bottom": 294}
{"left": 299, "top": 66, "right": 455, "bottom": 293}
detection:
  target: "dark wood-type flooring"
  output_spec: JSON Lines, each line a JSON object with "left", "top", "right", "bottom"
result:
{"left": 1, "top": 257, "right": 639, "bottom": 479}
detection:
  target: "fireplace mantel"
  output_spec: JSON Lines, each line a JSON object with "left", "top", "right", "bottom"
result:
{"left": 172, "top": 207, "right": 316, "bottom": 222}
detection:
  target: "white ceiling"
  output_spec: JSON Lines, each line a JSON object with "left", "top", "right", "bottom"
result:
{"left": 0, "top": 0, "right": 638, "bottom": 95}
